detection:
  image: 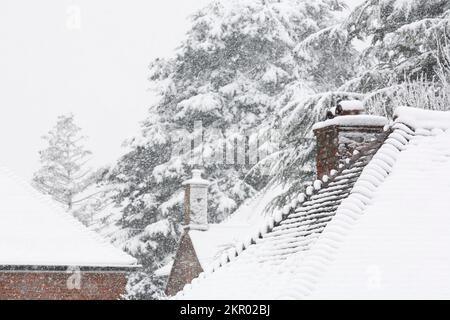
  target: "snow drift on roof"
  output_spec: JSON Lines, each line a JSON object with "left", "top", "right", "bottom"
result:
{"left": 339, "top": 100, "right": 364, "bottom": 111}
{"left": 189, "top": 183, "right": 286, "bottom": 270}
{"left": 312, "top": 115, "right": 388, "bottom": 130}
{"left": 0, "top": 166, "right": 137, "bottom": 268}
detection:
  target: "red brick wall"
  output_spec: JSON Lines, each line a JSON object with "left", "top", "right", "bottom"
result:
{"left": 0, "top": 271, "right": 128, "bottom": 300}
{"left": 314, "top": 125, "right": 385, "bottom": 178}
{"left": 314, "top": 126, "right": 339, "bottom": 179}
{"left": 165, "top": 232, "right": 203, "bottom": 297}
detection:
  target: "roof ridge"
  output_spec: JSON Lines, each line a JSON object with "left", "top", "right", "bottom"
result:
{"left": 175, "top": 128, "right": 391, "bottom": 298}
{"left": 274, "top": 123, "right": 417, "bottom": 299}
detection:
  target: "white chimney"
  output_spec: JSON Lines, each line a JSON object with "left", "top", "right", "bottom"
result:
{"left": 182, "top": 169, "right": 210, "bottom": 231}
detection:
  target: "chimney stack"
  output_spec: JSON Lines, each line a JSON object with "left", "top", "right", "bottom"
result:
{"left": 182, "top": 169, "right": 210, "bottom": 231}
{"left": 313, "top": 100, "right": 388, "bottom": 178}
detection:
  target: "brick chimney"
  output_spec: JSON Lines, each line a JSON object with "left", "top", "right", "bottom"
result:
{"left": 313, "top": 100, "right": 388, "bottom": 178}
{"left": 182, "top": 169, "right": 210, "bottom": 231}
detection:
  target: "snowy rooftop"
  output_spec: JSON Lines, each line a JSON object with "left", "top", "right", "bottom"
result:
{"left": 0, "top": 167, "right": 138, "bottom": 269}
{"left": 309, "top": 109, "right": 450, "bottom": 299}
{"left": 157, "top": 184, "right": 286, "bottom": 277}
{"left": 394, "top": 106, "right": 450, "bottom": 130}
{"left": 177, "top": 107, "right": 450, "bottom": 299}
{"left": 189, "top": 184, "right": 285, "bottom": 270}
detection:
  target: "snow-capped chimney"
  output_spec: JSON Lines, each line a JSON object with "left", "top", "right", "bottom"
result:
{"left": 182, "top": 169, "right": 210, "bottom": 231}
{"left": 313, "top": 100, "right": 388, "bottom": 178}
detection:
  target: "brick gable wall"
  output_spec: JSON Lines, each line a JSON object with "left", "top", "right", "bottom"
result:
{"left": 165, "top": 232, "right": 203, "bottom": 297}
{"left": 0, "top": 271, "right": 128, "bottom": 300}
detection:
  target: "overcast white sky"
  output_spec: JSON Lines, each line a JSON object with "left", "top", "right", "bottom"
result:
{"left": 0, "top": 0, "right": 364, "bottom": 180}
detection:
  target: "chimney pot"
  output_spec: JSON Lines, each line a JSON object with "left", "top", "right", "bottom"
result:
{"left": 182, "top": 169, "right": 210, "bottom": 231}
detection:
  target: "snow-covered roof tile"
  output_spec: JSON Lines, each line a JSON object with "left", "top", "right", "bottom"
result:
{"left": 188, "top": 184, "right": 286, "bottom": 270}
{"left": 338, "top": 100, "right": 364, "bottom": 111}
{"left": 0, "top": 167, "right": 138, "bottom": 269}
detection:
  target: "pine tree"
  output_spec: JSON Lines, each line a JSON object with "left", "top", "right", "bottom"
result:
{"left": 33, "top": 114, "right": 93, "bottom": 211}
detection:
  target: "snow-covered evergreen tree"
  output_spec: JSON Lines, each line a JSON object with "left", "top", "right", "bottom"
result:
{"left": 342, "top": 0, "right": 450, "bottom": 93}
{"left": 335, "top": 0, "right": 450, "bottom": 117}
{"left": 364, "top": 39, "right": 450, "bottom": 117}
{"left": 295, "top": 25, "right": 358, "bottom": 91}
{"left": 97, "top": 0, "right": 352, "bottom": 298}
{"left": 33, "top": 114, "right": 93, "bottom": 211}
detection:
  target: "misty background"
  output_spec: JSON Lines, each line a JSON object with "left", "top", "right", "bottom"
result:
{"left": 0, "top": 0, "right": 363, "bottom": 179}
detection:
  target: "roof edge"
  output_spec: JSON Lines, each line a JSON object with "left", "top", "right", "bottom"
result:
{"left": 394, "top": 107, "right": 450, "bottom": 130}
{"left": 0, "top": 264, "right": 141, "bottom": 273}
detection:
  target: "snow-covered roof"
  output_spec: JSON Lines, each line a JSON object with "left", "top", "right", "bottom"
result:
{"left": 176, "top": 130, "right": 387, "bottom": 298}
{"left": 394, "top": 106, "right": 450, "bottom": 130}
{"left": 0, "top": 167, "right": 138, "bottom": 269}
{"left": 177, "top": 107, "right": 450, "bottom": 299}
{"left": 156, "top": 184, "right": 286, "bottom": 278}
{"left": 308, "top": 110, "right": 450, "bottom": 299}
{"left": 188, "top": 184, "right": 285, "bottom": 270}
